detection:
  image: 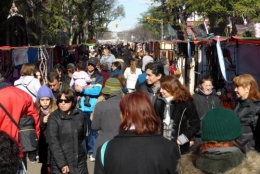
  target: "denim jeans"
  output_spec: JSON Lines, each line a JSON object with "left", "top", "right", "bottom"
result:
{"left": 84, "top": 112, "right": 98, "bottom": 155}
{"left": 17, "top": 158, "right": 27, "bottom": 174}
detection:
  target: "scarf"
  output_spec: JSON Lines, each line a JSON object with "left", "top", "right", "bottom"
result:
{"left": 200, "top": 141, "right": 234, "bottom": 152}
{"left": 163, "top": 96, "right": 174, "bottom": 125}
{"left": 41, "top": 107, "right": 49, "bottom": 115}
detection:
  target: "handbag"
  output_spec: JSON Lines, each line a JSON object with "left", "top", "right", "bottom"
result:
{"left": 0, "top": 103, "right": 38, "bottom": 152}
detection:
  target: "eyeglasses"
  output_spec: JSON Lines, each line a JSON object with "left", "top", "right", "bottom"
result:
{"left": 58, "top": 99, "right": 71, "bottom": 103}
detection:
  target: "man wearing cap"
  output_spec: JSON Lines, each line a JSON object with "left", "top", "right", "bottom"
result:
{"left": 100, "top": 48, "right": 116, "bottom": 71}
{"left": 74, "top": 57, "right": 103, "bottom": 161}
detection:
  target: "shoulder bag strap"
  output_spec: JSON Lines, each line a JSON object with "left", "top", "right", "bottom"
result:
{"left": 0, "top": 103, "right": 19, "bottom": 129}
{"left": 101, "top": 140, "right": 110, "bottom": 166}
{"left": 15, "top": 79, "right": 36, "bottom": 97}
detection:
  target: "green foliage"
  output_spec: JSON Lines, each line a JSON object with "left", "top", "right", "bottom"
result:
{"left": 138, "top": 6, "right": 164, "bottom": 40}
{"left": 0, "top": 0, "right": 125, "bottom": 45}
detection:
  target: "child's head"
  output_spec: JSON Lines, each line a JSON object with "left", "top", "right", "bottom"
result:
{"left": 76, "top": 61, "right": 86, "bottom": 71}
{"left": 36, "top": 85, "right": 54, "bottom": 109}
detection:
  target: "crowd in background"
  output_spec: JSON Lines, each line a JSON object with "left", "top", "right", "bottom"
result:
{"left": 1, "top": 42, "right": 260, "bottom": 174}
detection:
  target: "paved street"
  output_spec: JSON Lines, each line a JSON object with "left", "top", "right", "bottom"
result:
{"left": 28, "top": 158, "right": 95, "bottom": 174}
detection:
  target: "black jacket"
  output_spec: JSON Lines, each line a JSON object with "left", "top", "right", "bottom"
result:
{"left": 47, "top": 108, "right": 88, "bottom": 174}
{"left": 234, "top": 99, "right": 260, "bottom": 150}
{"left": 94, "top": 131, "right": 180, "bottom": 174}
{"left": 38, "top": 112, "right": 49, "bottom": 164}
{"left": 137, "top": 82, "right": 159, "bottom": 105}
{"left": 193, "top": 90, "right": 222, "bottom": 118}
{"left": 154, "top": 97, "right": 200, "bottom": 154}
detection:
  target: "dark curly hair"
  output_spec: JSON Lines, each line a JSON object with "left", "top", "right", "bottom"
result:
{"left": 0, "top": 131, "right": 20, "bottom": 173}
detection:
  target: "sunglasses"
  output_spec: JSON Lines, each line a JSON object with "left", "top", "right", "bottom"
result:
{"left": 58, "top": 99, "right": 71, "bottom": 103}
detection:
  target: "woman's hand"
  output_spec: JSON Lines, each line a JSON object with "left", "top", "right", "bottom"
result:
{"left": 177, "top": 140, "right": 181, "bottom": 145}
{"left": 43, "top": 113, "right": 50, "bottom": 123}
{"left": 61, "top": 165, "right": 69, "bottom": 174}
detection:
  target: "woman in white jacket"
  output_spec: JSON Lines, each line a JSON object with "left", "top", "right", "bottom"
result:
{"left": 14, "top": 63, "right": 41, "bottom": 102}
{"left": 124, "top": 59, "right": 142, "bottom": 93}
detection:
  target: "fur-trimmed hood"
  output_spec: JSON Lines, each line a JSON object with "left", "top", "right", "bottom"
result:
{"left": 177, "top": 151, "right": 260, "bottom": 174}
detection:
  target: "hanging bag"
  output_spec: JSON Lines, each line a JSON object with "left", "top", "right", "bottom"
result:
{"left": 0, "top": 103, "right": 38, "bottom": 152}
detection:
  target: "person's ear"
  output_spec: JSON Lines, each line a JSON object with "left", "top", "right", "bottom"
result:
{"left": 157, "top": 74, "right": 162, "bottom": 80}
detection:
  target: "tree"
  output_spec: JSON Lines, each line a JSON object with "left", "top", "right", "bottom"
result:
{"left": 152, "top": 0, "right": 260, "bottom": 38}
{"left": 138, "top": 6, "right": 163, "bottom": 41}
{"left": 91, "top": 0, "right": 125, "bottom": 40}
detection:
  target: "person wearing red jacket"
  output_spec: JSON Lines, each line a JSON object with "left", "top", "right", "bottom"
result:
{"left": 0, "top": 82, "right": 40, "bottom": 169}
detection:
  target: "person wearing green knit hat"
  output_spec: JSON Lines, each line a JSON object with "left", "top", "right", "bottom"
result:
{"left": 177, "top": 107, "right": 260, "bottom": 174}
{"left": 91, "top": 78, "right": 123, "bottom": 162}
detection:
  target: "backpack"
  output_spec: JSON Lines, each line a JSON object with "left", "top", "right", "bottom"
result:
{"left": 0, "top": 104, "right": 38, "bottom": 152}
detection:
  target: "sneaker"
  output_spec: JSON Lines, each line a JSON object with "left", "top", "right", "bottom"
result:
{"left": 89, "top": 155, "right": 95, "bottom": 162}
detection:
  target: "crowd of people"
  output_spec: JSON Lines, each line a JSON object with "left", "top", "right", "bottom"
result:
{"left": 0, "top": 44, "right": 260, "bottom": 174}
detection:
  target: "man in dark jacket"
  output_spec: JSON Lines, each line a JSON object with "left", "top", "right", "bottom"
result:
{"left": 137, "top": 62, "right": 165, "bottom": 104}
{"left": 75, "top": 57, "right": 103, "bottom": 161}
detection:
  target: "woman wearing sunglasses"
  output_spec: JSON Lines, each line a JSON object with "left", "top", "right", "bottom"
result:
{"left": 47, "top": 89, "right": 88, "bottom": 174}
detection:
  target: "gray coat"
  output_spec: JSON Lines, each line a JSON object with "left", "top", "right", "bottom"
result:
{"left": 91, "top": 93, "right": 122, "bottom": 158}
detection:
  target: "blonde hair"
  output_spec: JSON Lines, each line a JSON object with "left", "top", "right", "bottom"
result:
{"left": 233, "top": 74, "right": 260, "bottom": 101}
{"left": 20, "top": 63, "right": 35, "bottom": 76}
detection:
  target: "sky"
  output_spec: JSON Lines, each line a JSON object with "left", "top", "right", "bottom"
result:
{"left": 107, "top": 0, "right": 159, "bottom": 32}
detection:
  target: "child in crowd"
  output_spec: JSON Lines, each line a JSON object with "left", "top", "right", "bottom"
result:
{"left": 35, "top": 85, "right": 57, "bottom": 174}
{"left": 70, "top": 61, "right": 92, "bottom": 107}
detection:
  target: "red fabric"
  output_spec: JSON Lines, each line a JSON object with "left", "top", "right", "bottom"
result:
{"left": 200, "top": 142, "right": 233, "bottom": 152}
{"left": 100, "top": 71, "right": 110, "bottom": 88}
{"left": 0, "top": 86, "right": 40, "bottom": 157}
{"left": 169, "top": 64, "right": 175, "bottom": 75}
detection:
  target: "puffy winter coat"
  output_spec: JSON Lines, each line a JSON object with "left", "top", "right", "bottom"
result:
{"left": 178, "top": 150, "right": 260, "bottom": 174}
{"left": 47, "top": 108, "right": 88, "bottom": 174}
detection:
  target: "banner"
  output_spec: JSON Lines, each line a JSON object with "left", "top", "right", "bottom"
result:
{"left": 12, "top": 49, "right": 28, "bottom": 66}
{"left": 216, "top": 37, "right": 229, "bottom": 82}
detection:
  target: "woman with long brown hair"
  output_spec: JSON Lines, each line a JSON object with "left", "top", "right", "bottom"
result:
{"left": 154, "top": 75, "right": 200, "bottom": 154}
{"left": 94, "top": 91, "right": 180, "bottom": 174}
{"left": 233, "top": 74, "right": 260, "bottom": 150}
{"left": 124, "top": 58, "right": 142, "bottom": 93}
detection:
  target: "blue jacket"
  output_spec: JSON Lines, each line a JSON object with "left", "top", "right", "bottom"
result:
{"left": 79, "top": 69, "right": 103, "bottom": 112}
{"left": 109, "top": 68, "right": 124, "bottom": 77}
